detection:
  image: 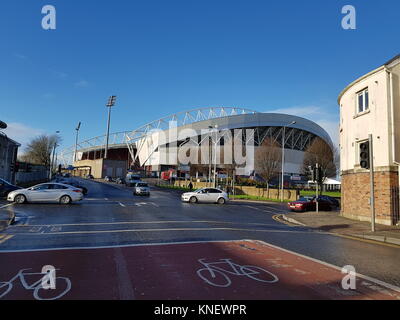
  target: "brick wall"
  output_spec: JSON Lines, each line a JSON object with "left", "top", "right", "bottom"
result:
{"left": 341, "top": 170, "right": 398, "bottom": 225}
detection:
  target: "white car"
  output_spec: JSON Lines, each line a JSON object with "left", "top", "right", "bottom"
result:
{"left": 181, "top": 188, "right": 228, "bottom": 204}
{"left": 7, "top": 183, "right": 84, "bottom": 204}
{"left": 133, "top": 182, "right": 150, "bottom": 196}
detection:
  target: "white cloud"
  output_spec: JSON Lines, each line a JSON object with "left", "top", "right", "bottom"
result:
{"left": 2, "top": 122, "right": 45, "bottom": 150}
{"left": 14, "top": 53, "right": 28, "bottom": 60}
{"left": 266, "top": 105, "right": 339, "bottom": 147}
{"left": 74, "top": 80, "right": 90, "bottom": 88}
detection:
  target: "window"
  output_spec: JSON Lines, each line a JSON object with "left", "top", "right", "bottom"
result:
{"left": 357, "top": 88, "right": 369, "bottom": 113}
{"left": 32, "top": 184, "right": 51, "bottom": 191}
{"left": 207, "top": 189, "right": 222, "bottom": 193}
{"left": 50, "top": 184, "right": 68, "bottom": 190}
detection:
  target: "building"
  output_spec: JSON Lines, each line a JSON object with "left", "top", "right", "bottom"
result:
{"left": 338, "top": 54, "right": 400, "bottom": 226}
{"left": 61, "top": 107, "right": 333, "bottom": 182}
{"left": 0, "top": 131, "right": 20, "bottom": 184}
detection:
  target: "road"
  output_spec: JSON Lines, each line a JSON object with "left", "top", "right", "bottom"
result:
{"left": 0, "top": 179, "right": 399, "bottom": 300}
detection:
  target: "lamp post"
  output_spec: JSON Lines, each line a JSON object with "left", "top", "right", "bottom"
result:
{"left": 281, "top": 121, "right": 296, "bottom": 201}
{"left": 104, "top": 95, "right": 117, "bottom": 159}
{"left": 49, "top": 131, "right": 60, "bottom": 180}
{"left": 74, "top": 122, "right": 81, "bottom": 163}
{"left": 208, "top": 125, "right": 219, "bottom": 187}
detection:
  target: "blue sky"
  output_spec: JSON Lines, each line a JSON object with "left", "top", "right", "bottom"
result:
{"left": 1, "top": 0, "right": 400, "bottom": 150}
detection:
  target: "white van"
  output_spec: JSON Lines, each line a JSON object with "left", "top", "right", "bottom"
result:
{"left": 125, "top": 173, "right": 141, "bottom": 187}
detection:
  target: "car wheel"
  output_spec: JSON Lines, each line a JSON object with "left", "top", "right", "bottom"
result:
{"left": 14, "top": 194, "right": 26, "bottom": 204}
{"left": 189, "top": 196, "right": 198, "bottom": 204}
{"left": 217, "top": 197, "right": 226, "bottom": 205}
{"left": 60, "top": 195, "right": 72, "bottom": 205}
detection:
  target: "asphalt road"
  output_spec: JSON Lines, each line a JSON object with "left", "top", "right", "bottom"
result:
{"left": 0, "top": 178, "right": 399, "bottom": 299}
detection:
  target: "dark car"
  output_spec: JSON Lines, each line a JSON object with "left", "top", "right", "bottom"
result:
{"left": 0, "top": 178, "right": 21, "bottom": 198}
{"left": 319, "top": 195, "right": 340, "bottom": 208}
{"left": 54, "top": 178, "right": 88, "bottom": 195}
{"left": 288, "top": 196, "right": 333, "bottom": 212}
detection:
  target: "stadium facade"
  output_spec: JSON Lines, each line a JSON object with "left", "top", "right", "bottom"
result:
{"left": 60, "top": 107, "right": 333, "bottom": 182}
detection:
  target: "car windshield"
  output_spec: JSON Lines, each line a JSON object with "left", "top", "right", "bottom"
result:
{"left": 137, "top": 183, "right": 148, "bottom": 187}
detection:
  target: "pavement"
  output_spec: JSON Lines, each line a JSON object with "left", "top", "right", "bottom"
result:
{"left": 283, "top": 210, "right": 400, "bottom": 246}
{"left": 0, "top": 178, "right": 399, "bottom": 300}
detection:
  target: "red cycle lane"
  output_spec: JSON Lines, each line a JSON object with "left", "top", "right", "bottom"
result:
{"left": 0, "top": 240, "right": 399, "bottom": 300}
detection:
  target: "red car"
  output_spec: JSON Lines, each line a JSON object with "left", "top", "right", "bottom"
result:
{"left": 288, "top": 196, "right": 332, "bottom": 212}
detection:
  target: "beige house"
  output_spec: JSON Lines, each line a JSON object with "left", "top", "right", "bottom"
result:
{"left": 338, "top": 55, "right": 400, "bottom": 225}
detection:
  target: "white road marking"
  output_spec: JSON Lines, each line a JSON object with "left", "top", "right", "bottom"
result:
{"left": 0, "top": 238, "right": 399, "bottom": 295}
{"left": 253, "top": 240, "right": 400, "bottom": 294}
{"left": 118, "top": 202, "right": 126, "bottom": 208}
{"left": 0, "top": 203, "right": 14, "bottom": 209}
{"left": 11, "top": 220, "right": 279, "bottom": 227}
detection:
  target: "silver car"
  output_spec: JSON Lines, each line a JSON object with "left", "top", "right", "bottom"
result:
{"left": 181, "top": 188, "right": 228, "bottom": 204}
{"left": 7, "top": 183, "right": 84, "bottom": 204}
{"left": 133, "top": 182, "right": 150, "bottom": 196}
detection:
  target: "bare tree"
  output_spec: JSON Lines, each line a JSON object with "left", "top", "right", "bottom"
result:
{"left": 302, "top": 137, "right": 338, "bottom": 184}
{"left": 255, "top": 138, "right": 281, "bottom": 191}
{"left": 23, "top": 134, "right": 62, "bottom": 167}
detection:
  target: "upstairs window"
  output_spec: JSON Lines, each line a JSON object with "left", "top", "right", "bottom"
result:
{"left": 357, "top": 88, "right": 369, "bottom": 113}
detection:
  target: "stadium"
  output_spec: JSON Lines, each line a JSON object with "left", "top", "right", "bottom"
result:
{"left": 60, "top": 107, "right": 333, "bottom": 185}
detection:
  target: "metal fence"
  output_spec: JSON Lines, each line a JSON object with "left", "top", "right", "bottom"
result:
{"left": 15, "top": 171, "right": 49, "bottom": 184}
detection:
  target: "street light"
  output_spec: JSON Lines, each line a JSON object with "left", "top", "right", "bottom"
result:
{"left": 208, "top": 125, "right": 219, "bottom": 188}
{"left": 74, "top": 122, "right": 81, "bottom": 163}
{"left": 49, "top": 131, "right": 60, "bottom": 180}
{"left": 281, "top": 121, "right": 296, "bottom": 201}
{"left": 104, "top": 95, "right": 117, "bottom": 159}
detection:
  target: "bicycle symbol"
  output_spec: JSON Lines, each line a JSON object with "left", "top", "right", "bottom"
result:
{"left": 0, "top": 268, "right": 71, "bottom": 300}
{"left": 196, "top": 258, "right": 279, "bottom": 288}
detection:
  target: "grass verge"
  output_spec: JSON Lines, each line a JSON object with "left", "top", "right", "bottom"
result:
{"left": 300, "top": 190, "right": 341, "bottom": 198}
{"left": 230, "top": 195, "right": 291, "bottom": 203}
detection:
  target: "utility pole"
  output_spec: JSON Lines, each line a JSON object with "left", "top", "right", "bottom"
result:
{"left": 74, "top": 122, "right": 81, "bottom": 163}
{"left": 104, "top": 96, "right": 117, "bottom": 159}
{"left": 316, "top": 163, "right": 319, "bottom": 213}
{"left": 49, "top": 131, "right": 60, "bottom": 180}
{"left": 281, "top": 121, "right": 296, "bottom": 201}
{"left": 369, "top": 134, "right": 376, "bottom": 232}
{"left": 213, "top": 126, "right": 219, "bottom": 188}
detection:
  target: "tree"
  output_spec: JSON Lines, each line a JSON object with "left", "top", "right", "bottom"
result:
{"left": 22, "top": 134, "right": 62, "bottom": 168}
{"left": 302, "top": 138, "right": 339, "bottom": 186}
{"left": 255, "top": 138, "right": 281, "bottom": 191}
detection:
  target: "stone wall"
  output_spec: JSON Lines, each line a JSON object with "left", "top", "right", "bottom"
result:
{"left": 341, "top": 169, "right": 399, "bottom": 225}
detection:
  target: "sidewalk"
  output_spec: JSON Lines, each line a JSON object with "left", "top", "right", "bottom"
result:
{"left": 283, "top": 210, "right": 400, "bottom": 246}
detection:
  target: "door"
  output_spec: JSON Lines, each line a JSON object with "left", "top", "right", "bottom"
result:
{"left": 196, "top": 189, "right": 211, "bottom": 203}
{"left": 207, "top": 189, "right": 222, "bottom": 202}
{"left": 27, "top": 184, "right": 52, "bottom": 202}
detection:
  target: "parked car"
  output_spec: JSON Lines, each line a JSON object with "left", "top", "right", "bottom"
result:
{"left": 52, "top": 178, "right": 88, "bottom": 195}
{"left": 133, "top": 182, "right": 150, "bottom": 196}
{"left": 86, "top": 174, "right": 94, "bottom": 179}
{"left": 104, "top": 176, "right": 113, "bottom": 182}
{"left": 319, "top": 195, "right": 340, "bottom": 208}
{"left": 115, "top": 177, "right": 125, "bottom": 184}
{"left": 288, "top": 196, "right": 333, "bottom": 212}
{"left": 181, "top": 188, "right": 228, "bottom": 204}
{"left": 0, "top": 178, "right": 21, "bottom": 198}
{"left": 125, "top": 173, "right": 141, "bottom": 187}
{"left": 7, "top": 183, "right": 84, "bottom": 204}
